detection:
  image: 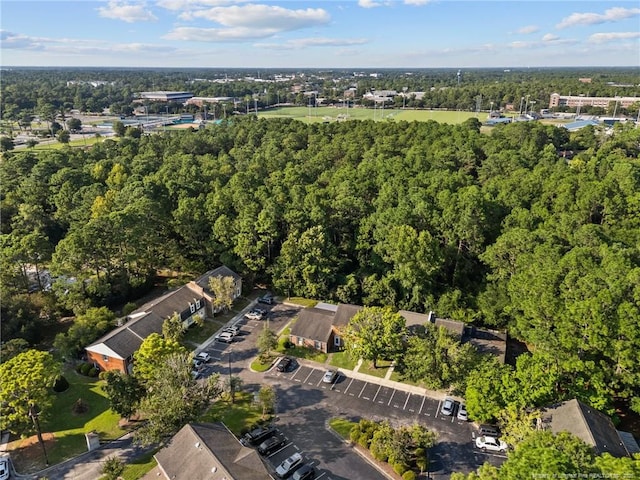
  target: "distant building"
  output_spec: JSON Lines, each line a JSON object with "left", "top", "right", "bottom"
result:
{"left": 186, "top": 96, "right": 234, "bottom": 107}
{"left": 138, "top": 91, "right": 194, "bottom": 102}
{"left": 549, "top": 93, "right": 638, "bottom": 109}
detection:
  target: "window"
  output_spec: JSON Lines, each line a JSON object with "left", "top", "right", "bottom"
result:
{"left": 102, "top": 355, "right": 109, "bottom": 362}
{"left": 189, "top": 303, "right": 196, "bottom": 313}
{"left": 195, "top": 299, "right": 201, "bottom": 310}
{"left": 334, "top": 336, "right": 341, "bottom": 347}
{"left": 314, "top": 341, "right": 321, "bottom": 350}
{"left": 297, "top": 337, "right": 303, "bottom": 346}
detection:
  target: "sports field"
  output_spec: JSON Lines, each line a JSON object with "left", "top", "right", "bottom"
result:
{"left": 258, "top": 106, "right": 486, "bottom": 124}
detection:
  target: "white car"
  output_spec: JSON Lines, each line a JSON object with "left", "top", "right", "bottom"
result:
{"left": 275, "top": 452, "right": 303, "bottom": 478}
{"left": 223, "top": 325, "right": 240, "bottom": 336}
{"left": 245, "top": 310, "right": 264, "bottom": 321}
{"left": 215, "top": 331, "right": 234, "bottom": 343}
{"left": 440, "top": 397, "right": 455, "bottom": 416}
{"left": 475, "top": 436, "right": 508, "bottom": 453}
{"left": 195, "top": 352, "right": 211, "bottom": 363}
{"left": 322, "top": 369, "right": 338, "bottom": 383}
{"left": 457, "top": 403, "right": 468, "bottom": 421}
{"left": 0, "top": 454, "right": 9, "bottom": 480}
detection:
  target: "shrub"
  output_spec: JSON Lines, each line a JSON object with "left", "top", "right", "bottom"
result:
{"left": 53, "top": 375, "right": 70, "bottom": 392}
{"left": 122, "top": 302, "right": 137, "bottom": 316}
{"left": 402, "top": 471, "right": 417, "bottom": 480}
{"left": 98, "top": 371, "right": 108, "bottom": 380}
{"left": 102, "top": 456, "right": 125, "bottom": 480}
{"left": 75, "top": 363, "right": 84, "bottom": 373}
{"left": 393, "top": 463, "right": 408, "bottom": 476}
{"left": 80, "top": 363, "right": 91, "bottom": 375}
{"left": 88, "top": 367, "right": 98, "bottom": 377}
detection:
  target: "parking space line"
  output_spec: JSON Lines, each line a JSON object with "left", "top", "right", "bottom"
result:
{"left": 387, "top": 389, "right": 396, "bottom": 406}
{"left": 435, "top": 400, "right": 441, "bottom": 418}
{"left": 343, "top": 378, "right": 354, "bottom": 395}
{"left": 403, "top": 394, "right": 410, "bottom": 410}
{"left": 315, "top": 472, "right": 327, "bottom": 480}
{"left": 358, "top": 383, "right": 367, "bottom": 398}
{"left": 418, "top": 396, "right": 426, "bottom": 415}
{"left": 290, "top": 367, "right": 301, "bottom": 381}
{"left": 316, "top": 374, "right": 325, "bottom": 387}
{"left": 303, "top": 370, "right": 314, "bottom": 384}
{"left": 268, "top": 442, "right": 292, "bottom": 458}
{"left": 372, "top": 385, "right": 382, "bottom": 403}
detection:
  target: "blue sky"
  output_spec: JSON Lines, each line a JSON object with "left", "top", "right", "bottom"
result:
{"left": 1, "top": 1, "right": 639, "bottom": 68}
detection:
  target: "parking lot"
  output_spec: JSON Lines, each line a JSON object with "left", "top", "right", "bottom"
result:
{"left": 193, "top": 300, "right": 506, "bottom": 478}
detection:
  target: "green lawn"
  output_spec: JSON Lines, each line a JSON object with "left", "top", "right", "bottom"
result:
{"left": 121, "top": 449, "right": 158, "bottom": 480}
{"left": 284, "top": 297, "right": 318, "bottom": 308}
{"left": 181, "top": 318, "right": 226, "bottom": 345}
{"left": 358, "top": 359, "right": 393, "bottom": 379}
{"left": 199, "top": 392, "right": 264, "bottom": 435}
{"left": 259, "top": 106, "right": 485, "bottom": 125}
{"left": 10, "top": 368, "right": 122, "bottom": 472}
{"left": 329, "top": 418, "right": 357, "bottom": 440}
{"left": 251, "top": 355, "right": 277, "bottom": 372}
{"left": 329, "top": 351, "right": 358, "bottom": 370}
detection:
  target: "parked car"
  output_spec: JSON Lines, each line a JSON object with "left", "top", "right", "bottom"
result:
{"left": 0, "top": 454, "right": 10, "bottom": 480}
{"left": 215, "top": 331, "right": 234, "bottom": 343}
{"left": 457, "top": 403, "right": 468, "bottom": 421}
{"left": 241, "top": 425, "right": 277, "bottom": 446}
{"left": 291, "top": 464, "right": 316, "bottom": 480}
{"left": 440, "top": 397, "right": 455, "bottom": 416}
{"left": 258, "top": 294, "right": 274, "bottom": 304}
{"left": 275, "top": 452, "right": 303, "bottom": 478}
{"left": 322, "top": 369, "right": 338, "bottom": 383}
{"left": 245, "top": 310, "right": 264, "bottom": 321}
{"left": 257, "top": 435, "right": 286, "bottom": 455}
{"left": 478, "top": 424, "right": 500, "bottom": 437}
{"left": 276, "top": 356, "right": 292, "bottom": 372}
{"left": 192, "top": 358, "right": 204, "bottom": 370}
{"left": 225, "top": 325, "right": 241, "bottom": 335}
{"left": 475, "top": 435, "right": 508, "bottom": 453}
{"left": 195, "top": 352, "right": 211, "bottom": 363}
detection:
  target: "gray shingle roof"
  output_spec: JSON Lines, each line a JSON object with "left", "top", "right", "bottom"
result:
{"left": 155, "top": 423, "right": 271, "bottom": 480}
{"left": 290, "top": 307, "right": 335, "bottom": 343}
{"left": 194, "top": 265, "right": 242, "bottom": 293}
{"left": 132, "top": 285, "right": 203, "bottom": 321}
{"left": 541, "top": 399, "right": 629, "bottom": 457}
{"left": 333, "top": 303, "right": 363, "bottom": 327}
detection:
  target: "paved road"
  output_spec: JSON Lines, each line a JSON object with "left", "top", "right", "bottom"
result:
{"left": 198, "top": 302, "right": 507, "bottom": 478}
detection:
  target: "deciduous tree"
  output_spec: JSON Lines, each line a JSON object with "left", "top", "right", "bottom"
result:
{"left": 343, "top": 306, "right": 406, "bottom": 368}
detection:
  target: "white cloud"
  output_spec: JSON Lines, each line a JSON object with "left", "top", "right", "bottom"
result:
{"left": 255, "top": 37, "right": 369, "bottom": 50}
{"left": 588, "top": 31, "right": 640, "bottom": 43}
{"left": 164, "top": 26, "right": 276, "bottom": 41}
{"left": 358, "top": 0, "right": 384, "bottom": 8}
{"left": 98, "top": 1, "right": 157, "bottom": 23}
{"left": 0, "top": 30, "right": 176, "bottom": 56}
{"left": 404, "top": 0, "right": 431, "bottom": 5}
{"left": 179, "top": 4, "right": 330, "bottom": 30}
{"left": 517, "top": 25, "right": 539, "bottom": 34}
{"left": 156, "top": 0, "right": 247, "bottom": 10}
{"left": 542, "top": 33, "right": 559, "bottom": 42}
{"left": 556, "top": 7, "right": 640, "bottom": 29}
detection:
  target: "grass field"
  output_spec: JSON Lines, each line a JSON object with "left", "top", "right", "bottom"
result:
{"left": 9, "top": 368, "right": 122, "bottom": 473}
{"left": 259, "top": 106, "right": 485, "bottom": 125}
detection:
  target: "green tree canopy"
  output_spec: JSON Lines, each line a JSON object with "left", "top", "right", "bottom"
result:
{"left": 343, "top": 306, "right": 406, "bottom": 368}
{"left": 208, "top": 275, "right": 236, "bottom": 312}
{"left": 134, "top": 333, "right": 188, "bottom": 385}
{"left": 135, "top": 352, "right": 221, "bottom": 445}
{"left": 0, "top": 350, "right": 61, "bottom": 434}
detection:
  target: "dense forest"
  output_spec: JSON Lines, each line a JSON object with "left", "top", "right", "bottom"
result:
{"left": 2, "top": 114, "right": 640, "bottom": 418}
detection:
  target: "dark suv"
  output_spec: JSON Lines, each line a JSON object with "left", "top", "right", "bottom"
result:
{"left": 258, "top": 435, "right": 286, "bottom": 455}
{"left": 478, "top": 424, "right": 500, "bottom": 437}
{"left": 276, "top": 356, "right": 292, "bottom": 372}
{"left": 241, "top": 425, "right": 277, "bottom": 446}
{"left": 291, "top": 464, "right": 316, "bottom": 480}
